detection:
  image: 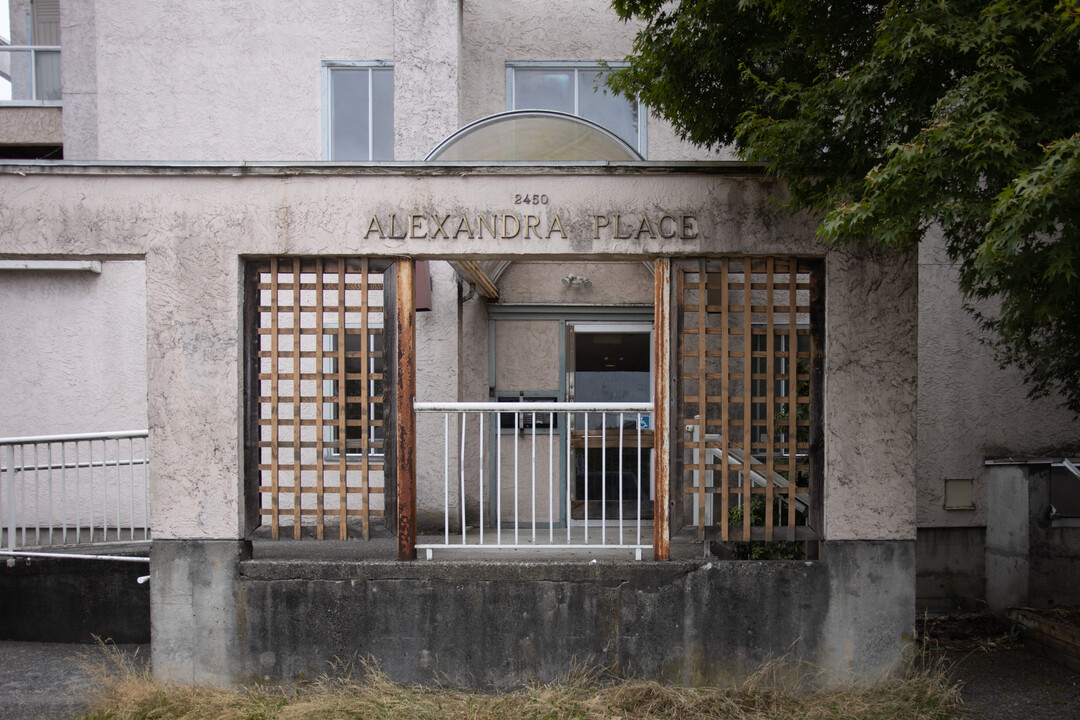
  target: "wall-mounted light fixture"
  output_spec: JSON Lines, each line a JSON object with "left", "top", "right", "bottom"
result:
{"left": 563, "top": 273, "right": 592, "bottom": 289}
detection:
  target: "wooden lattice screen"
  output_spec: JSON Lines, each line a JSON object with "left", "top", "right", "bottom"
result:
{"left": 677, "top": 257, "right": 822, "bottom": 542}
{"left": 254, "top": 257, "right": 386, "bottom": 540}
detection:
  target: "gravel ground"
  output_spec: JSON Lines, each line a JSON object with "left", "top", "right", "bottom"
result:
{"left": 0, "top": 640, "right": 1077, "bottom": 719}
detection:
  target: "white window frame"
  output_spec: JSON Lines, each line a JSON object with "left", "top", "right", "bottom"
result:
{"left": 505, "top": 61, "right": 647, "bottom": 157}
{"left": 322, "top": 60, "right": 394, "bottom": 161}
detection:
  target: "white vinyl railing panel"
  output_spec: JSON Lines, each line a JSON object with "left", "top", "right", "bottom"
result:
{"left": 415, "top": 402, "right": 653, "bottom": 559}
{"left": 1, "top": 430, "right": 150, "bottom": 549}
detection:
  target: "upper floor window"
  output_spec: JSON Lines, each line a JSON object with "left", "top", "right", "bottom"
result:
{"left": 506, "top": 62, "right": 644, "bottom": 156}
{"left": 323, "top": 62, "right": 393, "bottom": 161}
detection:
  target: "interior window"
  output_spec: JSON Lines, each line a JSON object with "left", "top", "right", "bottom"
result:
{"left": 507, "top": 64, "right": 642, "bottom": 155}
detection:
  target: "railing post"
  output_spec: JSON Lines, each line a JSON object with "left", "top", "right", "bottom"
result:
{"left": 5, "top": 444, "right": 16, "bottom": 551}
{"left": 395, "top": 259, "right": 417, "bottom": 561}
{"left": 28, "top": 48, "right": 37, "bottom": 102}
{"left": 653, "top": 258, "right": 672, "bottom": 561}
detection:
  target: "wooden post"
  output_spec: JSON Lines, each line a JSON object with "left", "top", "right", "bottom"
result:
{"left": 653, "top": 258, "right": 672, "bottom": 561}
{"left": 808, "top": 260, "right": 825, "bottom": 537}
{"left": 395, "top": 259, "right": 417, "bottom": 561}
{"left": 242, "top": 262, "right": 262, "bottom": 538}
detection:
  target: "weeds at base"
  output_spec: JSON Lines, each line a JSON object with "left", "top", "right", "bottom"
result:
{"left": 74, "top": 644, "right": 963, "bottom": 720}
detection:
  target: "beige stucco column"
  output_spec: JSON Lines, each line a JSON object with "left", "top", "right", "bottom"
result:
{"left": 394, "top": 0, "right": 461, "bottom": 159}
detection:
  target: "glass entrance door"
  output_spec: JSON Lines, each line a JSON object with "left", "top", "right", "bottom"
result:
{"left": 567, "top": 323, "right": 653, "bottom": 522}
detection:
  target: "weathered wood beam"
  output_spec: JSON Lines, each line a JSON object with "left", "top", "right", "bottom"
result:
{"left": 395, "top": 259, "right": 417, "bottom": 561}
{"left": 452, "top": 260, "right": 500, "bottom": 300}
{"left": 653, "top": 257, "right": 672, "bottom": 561}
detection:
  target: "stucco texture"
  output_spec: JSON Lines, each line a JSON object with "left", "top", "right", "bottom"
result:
{"left": 415, "top": 260, "right": 463, "bottom": 526}
{"left": 916, "top": 231, "right": 1079, "bottom": 528}
{"left": 0, "top": 260, "right": 147, "bottom": 438}
{"left": 0, "top": 107, "right": 62, "bottom": 146}
{"left": 459, "top": 0, "right": 727, "bottom": 161}
{"left": 73, "top": 0, "right": 728, "bottom": 162}
{"left": 824, "top": 248, "right": 918, "bottom": 541}
{"left": 60, "top": 0, "right": 99, "bottom": 159}
{"left": 494, "top": 320, "right": 560, "bottom": 391}
{"left": 91, "top": 0, "right": 395, "bottom": 161}
{"left": 0, "top": 165, "right": 916, "bottom": 543}
{"left": 394, "top": 0, "right": 461, "bottom": 159}
{"left": 497, "top": 260, "right": 653, "bottom": 305}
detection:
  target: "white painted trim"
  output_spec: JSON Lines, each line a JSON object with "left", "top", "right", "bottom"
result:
{"left": 0, "top": 259, "right": 101, "bottom": 273}
{"left": 321, "top": 61, "right": 394, "bottom": 161}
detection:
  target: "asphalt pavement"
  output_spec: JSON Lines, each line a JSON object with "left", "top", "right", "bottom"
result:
{"left": 0, "top": 642, "right": 146, "bottom": 720}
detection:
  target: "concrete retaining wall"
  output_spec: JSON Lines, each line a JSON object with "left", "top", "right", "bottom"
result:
{"left": 986, "top": 462, "right": 1080, "bottom": 614}
{"left": 0, "top": 556, "right": 150, "bottom": 643}
{"left": 916, "top": 526, "right": 986, "bottom": 612}
{"left": 151, "top": 538, "right": 914, "bottom": 688}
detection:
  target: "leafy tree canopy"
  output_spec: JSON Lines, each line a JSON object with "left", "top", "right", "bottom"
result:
{"left": 610, "top": 0, "right": 1080, "bottom": 415}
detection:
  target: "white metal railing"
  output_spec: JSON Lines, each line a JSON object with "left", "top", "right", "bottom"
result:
{"left": 0, "top": 45, "right": 62, "bottom": 103}
{"left": 415, "top": 402, "right": 654, "bottom": 559}
{"left": 0, "top": 430, "right": 150, "bottom": 550}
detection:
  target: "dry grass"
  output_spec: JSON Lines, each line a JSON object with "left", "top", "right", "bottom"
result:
{"left": 74, "top": 646, "right": 962, "bottom": 720}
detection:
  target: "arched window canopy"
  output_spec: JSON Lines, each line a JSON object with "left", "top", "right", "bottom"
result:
{"left": 426, "top": 111, "right": 644, "bottom": 162}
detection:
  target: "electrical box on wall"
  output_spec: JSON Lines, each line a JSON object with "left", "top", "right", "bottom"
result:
{"left": 944, "top": 478, "right": 975, "bottom": 510}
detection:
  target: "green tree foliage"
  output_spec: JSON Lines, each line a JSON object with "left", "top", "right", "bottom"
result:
{"left": 610, "top": 0, "right": 1080, "bottom": 414}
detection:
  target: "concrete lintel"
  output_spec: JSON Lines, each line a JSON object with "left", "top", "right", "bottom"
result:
{"left": 0, "top": 159, "right": 769, "bottom": 177}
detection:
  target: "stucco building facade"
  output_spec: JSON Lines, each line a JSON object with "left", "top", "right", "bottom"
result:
{"left": 1, "top": 0, "right": 1076, "bottom": 687}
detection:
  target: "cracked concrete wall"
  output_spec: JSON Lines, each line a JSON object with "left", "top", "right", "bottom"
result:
{"left": 0, "top": 166, "right": 914, "bottom": 542}
{"left": 238, "top": 557, "right": 832, "bottom": 687}
{"left": 234, "top": 547, "right": 910, "bottom": 687}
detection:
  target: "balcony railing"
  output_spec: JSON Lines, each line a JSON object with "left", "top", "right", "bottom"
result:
{"left": 1, "top": 430, "right": 150, "bottom": 550}
{"left": 0, "top": 45, "right": 62, "bottom": 103}
{"left": 414, "top": 402, "right": 654, "bottom": 559}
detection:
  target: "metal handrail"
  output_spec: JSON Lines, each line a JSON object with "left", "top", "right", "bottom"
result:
{"left": 1, "top": 431, "right": 150, "bottom": 550}
{"left": 0, "top": 429, "right": 148, "bottom": 445}
{"left": 415, "top": 401, "right": 652, "bottom": 412}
